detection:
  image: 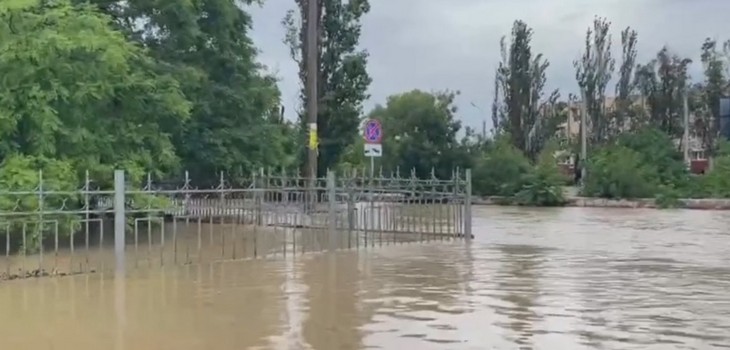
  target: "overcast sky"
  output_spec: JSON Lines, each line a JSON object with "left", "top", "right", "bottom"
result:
{"left": 249, "top": 0, "right": 730, "bottom": 131}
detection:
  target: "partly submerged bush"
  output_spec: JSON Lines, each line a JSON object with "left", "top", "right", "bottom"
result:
{"left": 582, "top": 146, "right": 660, "bottom": 199}
{"left": 514, "top": 141, "right": 567, "bottom": 206}
{"left": 472, "top": 137, "right": 566, "bottom": 206}
{"left": 472, "top": 138, "right": 531, "bottom": 197}
{"left": 695, "top": 148, "right": 730, "bottom": 198}
{"left": 0, "top": 155, "right": 174, "bottom": 253}
{"left": 616, "top": 127, "right": 688, "bottom": 186}
{"left": 514, "top": 173, "right": 565, "bottom": 206}
{"left": 655, "top": 184, "right": 682, "bottom": 208}
{"left": 0, "top": 155, "right": 79, "bottom": 252}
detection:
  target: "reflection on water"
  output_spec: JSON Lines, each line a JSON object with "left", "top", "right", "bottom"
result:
{"left": 2, "top": 206, "right": 730, "bottom": 349}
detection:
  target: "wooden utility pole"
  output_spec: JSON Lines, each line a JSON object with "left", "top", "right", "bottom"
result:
{"left": 579, "top": 88, "right": 588, "bottom": 184}
{"left": 682, "top": 89, "right": 690, "bottom": 167}
{"left": 305, "top": 0, "right": 319, "bottom": 200}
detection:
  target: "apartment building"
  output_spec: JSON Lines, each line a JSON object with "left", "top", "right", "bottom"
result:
{"left": 557, "top": 98, "right": 703, "bottom": 152}
{"left": 556, "top": 96, "right": 709, "bottom": 173}
{"left": 556, "top": 97, "right": 629, "bottom": 142}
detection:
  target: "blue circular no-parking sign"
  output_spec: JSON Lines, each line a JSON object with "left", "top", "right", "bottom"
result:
{"left": 364, "top": 119, "right": 382, "bottom": 143}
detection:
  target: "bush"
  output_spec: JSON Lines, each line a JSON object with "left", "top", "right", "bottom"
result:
{"left": 582, "top": 146, "right": 660, "bottom": 199}
{"left": 514, "top": 141, "right": 567, "bottom": 206}
{"left": 616, "top": 128, "right": 688, "bottom": 185}
{"left": 471, "top": 137, "right": 566, "bottom": 206}
{"left": 696, "top": 153, "right": 730, "bottom": 198}
{"left": 472, "top": 137, "right": 531, "bottom": 196}
{"left": 655, "top": 184, "right": 682, "bottom": 208}
{"left": 0, "top": 155, "right": 175, "bottom": 253}
{"left": 580, "top": 128, "right": 695, "bottom": 200}
{"left": 0, "top": 155, "right": 79, "bottom": 252}
{"left": 515, "top": 172, "right": 565, "bottom": 206}
{"left": 470, "top": 127, "right": 727, "bottom": 204}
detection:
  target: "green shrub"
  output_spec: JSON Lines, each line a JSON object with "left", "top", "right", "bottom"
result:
{"left": 471, "top": 137, "right": 566, "bottom": 206}
{"left": 0, "top": 155, "right": 79, "bottom": 252}
{"left": 655, "top": 184, "right": 682, "bottom": 208}
{"left": 514, "top": 140, "right": 567, "bottom": 206}
{"left": 583, "top": 146, "right": 660, "bottom": 199}
{"left": 617, "top": 128, "right": 688, "bottom": 185}
{"left": 472, "top": 137, "right": 531, "bottom": 196}
{"left": 514, "top": 174, "right": 565, "bottom": 206}
{"left": 697, "top": 153, "right": 730, "bottom": 198}
{"left": 0, "top": 155, "right": 175, "bottom": 253}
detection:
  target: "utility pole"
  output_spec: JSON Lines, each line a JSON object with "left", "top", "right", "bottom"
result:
{"left": 469, "top": 102, "right": 487, "bottom": 139}
{"left": 682, "top": 89, "right": 690, "bottom": 167}
{"left": 579, "top": 88, "right": 588, "bottom": 185}
{"left": 305, "top": 0, "right": 319, "bottom": 205}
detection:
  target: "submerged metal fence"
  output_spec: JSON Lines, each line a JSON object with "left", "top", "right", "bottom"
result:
{"left": 0, "top": 168, "right": 472, "bottom": 280}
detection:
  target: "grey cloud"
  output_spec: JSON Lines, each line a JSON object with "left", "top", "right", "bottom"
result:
{"left": 250, "top": 0, "right": 730, "bottom": 131}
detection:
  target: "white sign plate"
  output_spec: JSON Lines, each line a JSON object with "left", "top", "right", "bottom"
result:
{"left": 364, "top": 143, "right": 382, "bottom": 157}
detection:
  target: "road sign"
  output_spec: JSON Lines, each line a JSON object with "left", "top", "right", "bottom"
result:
{"left": 364, "top": 119, "right": 382, "bottom": 144}
{"left": 364, "top": 143, "right": 382, "bottom": 157}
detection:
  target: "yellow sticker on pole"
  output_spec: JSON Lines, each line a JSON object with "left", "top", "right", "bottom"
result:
{"left": 308, "top": 123, "right": 318, "bottom": 150}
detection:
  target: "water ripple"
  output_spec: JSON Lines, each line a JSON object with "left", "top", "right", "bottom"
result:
{"left": 357, "top": 207, "right": 730, "bottom": 349}
{"left": 2, "top": 207, "right": 730, "bottom": 350}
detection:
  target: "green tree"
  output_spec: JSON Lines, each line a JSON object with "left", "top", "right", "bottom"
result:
{"left": 490, "top": 69, "right": 500, "bottom": 135}
{"left": 615, "top": 27, "right": 638, "bottom": 107}
{"left": 84, "top": 0, "right": 291, "bottom": 184}
{"left": 370, "top": 90, "right": 465, "bottom": 179}
{"left": 494, "top": 20, "right": 562, "bottom": 160}
{"left": 692, "top": 38, "right": 728, "bottom": 159}
{"left": 612, "top": 26, "right": 641, "bottom": 132}
{"left": 634, "top": 47, "right": 692, "bottom": 138}
{"left": 0, "top": 0, "right": 190, "bottom": 183}
{"left": 575, "top": 17, "right": 615, "bottom": 144}
{"left": 334, "top": 137, "right": 366, "bottom": 174}
{"left": 283, "top": 0, "right": 372, "bottom": 176}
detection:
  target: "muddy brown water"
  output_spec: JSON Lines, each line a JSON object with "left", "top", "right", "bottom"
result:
{"left": 2, "top": 206, "right": 730, "bottom": 349}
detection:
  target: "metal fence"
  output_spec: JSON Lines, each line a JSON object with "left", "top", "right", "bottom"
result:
{"left": 0, "top": 168, "right": 472, "bottom": 280}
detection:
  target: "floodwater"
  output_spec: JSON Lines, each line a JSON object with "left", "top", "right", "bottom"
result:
{"left": 2, "top": 206, "right": 730, "bottom": 349}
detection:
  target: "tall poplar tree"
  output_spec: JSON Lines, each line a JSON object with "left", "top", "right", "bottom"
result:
{"left": 494, "top": 20, "right": 561, "bottom": 161}
{"left": 283, "top": 0, "right": 372, "bottom": 175}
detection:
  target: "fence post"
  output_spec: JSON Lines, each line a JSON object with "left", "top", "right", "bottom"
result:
{"left": 464, "top": 168, "right": 472, "bottom": 241}
{"left": 347, "top": 175, "right": 355, "bottom": 234}
{"left": 253, "top": 169, "right": 262, "bottom": 226}
{"left": 327, "top": 170, "right": 337, "bottom": 251}
{"left": 113, "top": 170, "right": 126, "bottom": 271}
{"left": 218, "top": 172, "right": 225, "bottom": 218}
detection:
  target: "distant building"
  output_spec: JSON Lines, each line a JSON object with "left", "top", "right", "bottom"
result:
{"left": 556, "top": 96, "right": 634, "bottom": 142}
{"left": 556, "top": 96, "right": 704, "bottom": 153}
{"left": 555, "top": 96, "right": 709, "bottom": 174}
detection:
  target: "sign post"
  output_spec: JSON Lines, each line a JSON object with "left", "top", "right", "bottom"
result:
{"left": 363, "top": 119, "right": 383, "bottom": 178}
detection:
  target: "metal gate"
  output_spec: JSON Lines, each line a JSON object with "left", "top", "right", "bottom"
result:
{"left": 0, "top": 168, "right": 472, "bottom": 280}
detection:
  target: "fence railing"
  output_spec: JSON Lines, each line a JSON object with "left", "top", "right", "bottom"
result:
{"left": 0, "top": 168, "right": 472, "bottom": 280}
